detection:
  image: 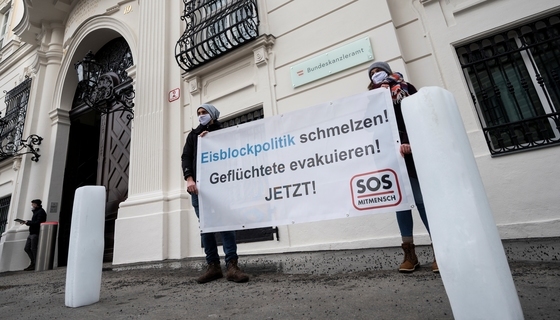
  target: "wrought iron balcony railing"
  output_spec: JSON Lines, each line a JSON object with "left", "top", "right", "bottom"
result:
{"left": 175, "top": 0, "right": 259, "bottom": 72}
{"left": 0, "top": 77, "right": 42, "bottom": 162}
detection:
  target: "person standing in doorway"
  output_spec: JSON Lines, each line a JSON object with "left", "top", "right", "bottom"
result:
{"left": 181, "top": 104, "right": 249, "bottom": 284}
{"left": 19, "top": 199, "right": 47, "bottom": 271}
{"left": 367, "top": 61, "right": 438, "bottom": 273}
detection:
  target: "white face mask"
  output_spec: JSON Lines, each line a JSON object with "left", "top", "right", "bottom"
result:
{"left": 371, "top": 71, "right": 388, "bottom": 84}
{"left": 198, "top": 114, "right": 212, "bottom": 125}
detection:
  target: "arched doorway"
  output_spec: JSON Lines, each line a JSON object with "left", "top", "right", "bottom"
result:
{"left": 58, "top": 37, "right": 133, "bottom": 265}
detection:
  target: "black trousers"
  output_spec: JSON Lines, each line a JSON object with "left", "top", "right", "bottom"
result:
{"left": 24, "top": 234, "right": 39, "bottom": 265}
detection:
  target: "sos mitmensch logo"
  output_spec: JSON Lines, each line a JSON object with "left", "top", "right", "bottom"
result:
{"left": 350, "top": 169, "right": 402, "bottom": 210}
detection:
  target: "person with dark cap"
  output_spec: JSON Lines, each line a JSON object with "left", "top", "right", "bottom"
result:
{"left": 181, "top": 103, "right": 249, "bottom": 284}
{"left": 367, "top": 61, "right": 438, "bottom": 273}
{"left": 18, "top": 199, "right": 47, "bottom": 271}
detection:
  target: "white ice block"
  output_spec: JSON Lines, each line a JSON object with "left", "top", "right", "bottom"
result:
{"left": 401, "top": 87, "right": 523, "bottom": 320}
{"left": 65, "top": 186, "right": 106, "bottom": 308}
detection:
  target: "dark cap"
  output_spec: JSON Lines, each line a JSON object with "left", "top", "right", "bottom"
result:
{"left": 31, "top": 199, "right": 42, "bottom": 206}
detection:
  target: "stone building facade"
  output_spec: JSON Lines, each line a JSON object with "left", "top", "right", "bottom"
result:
{"left": 0, "top": 0, "right": 558, "bottom": 271}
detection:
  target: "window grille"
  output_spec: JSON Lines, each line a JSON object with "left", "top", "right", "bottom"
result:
{"left": 456, "top": 13, "right": 560, "bottom": 155}
{"left": 175, "top": 0, "right": 259, "bottom": 72}
{"left": 210, "top": 107, "right": 278, "bottom": 245}
{"left": 221, "top": 107, "right": 263, "bottom": 128}
{"left": 0, "top": 194, "right": 11, "bottom": 239}
{"left": 0, "top": 77, "right": 32, "bottom": 161}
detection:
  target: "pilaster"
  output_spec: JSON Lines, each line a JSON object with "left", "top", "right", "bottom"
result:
{"left": 127, "top": 0, "right": 167, "bottom": 197}
{"left": 113, "top": 1, "right": 170, "bottom": 264}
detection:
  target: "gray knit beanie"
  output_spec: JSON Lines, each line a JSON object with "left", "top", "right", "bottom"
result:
{"left": 367, "top": 61, "right": 392, "bottom": 79}
{"left": 198, "top": 104, "right": 220, "bottom": 120}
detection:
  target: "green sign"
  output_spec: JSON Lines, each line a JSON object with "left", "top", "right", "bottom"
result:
{"left": 290, "top": 37, "right": 374, "bottom": 88}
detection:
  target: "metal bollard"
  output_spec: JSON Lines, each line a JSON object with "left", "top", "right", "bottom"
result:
{"left": 35, "top": 221, "right": 58, "bottom": 271}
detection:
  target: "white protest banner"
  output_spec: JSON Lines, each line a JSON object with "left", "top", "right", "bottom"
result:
{"left": 197, "top": 89, "right": 415, "bottom": 233}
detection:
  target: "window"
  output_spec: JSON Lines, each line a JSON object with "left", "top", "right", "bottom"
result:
{"left": 0, "top": 6, "right": 10, "bottom": 47}
{"left": 221, "top": 107, "right": 263, "bottom": 128}
{"left": 0, "top": 77, "right": 32, "bottom": 160}
{"left": 215, "top": 107, "right": 278, "bottom": 245}
{"left": 0, "top": 195, "right": 11, "bottom": 239}
{"left": 175, "top": 0, "right": 260, "bottom": 71}
{"left": 456, "top": 13, "right": 560, "bottom": 155}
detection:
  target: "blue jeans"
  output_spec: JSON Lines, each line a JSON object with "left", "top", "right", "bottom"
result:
{"left": 396, "top": 177, "right": 430, "bottom": 238}
{"left": 191, "top": 193, "right": 238, "bottom": 265}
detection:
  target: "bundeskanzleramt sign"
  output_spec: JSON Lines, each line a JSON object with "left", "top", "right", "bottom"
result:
{"left": 290, "top": 37, "right": 373, "bottom": 88}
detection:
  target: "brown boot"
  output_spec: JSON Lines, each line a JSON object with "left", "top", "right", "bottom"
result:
{"left": 399, "top": 242, "right": 419, "bottom": 273}
{"left": 431, "top": 259, "right": 439, "bottom": 273}
{"left": 431, "top": 244, "right": 439, "bottom": 273}
{"left": 196, "top": 261, "right": 223, "bottom": 284}
{"left": 226, "top": 259, "right": 249, "bottom": 283}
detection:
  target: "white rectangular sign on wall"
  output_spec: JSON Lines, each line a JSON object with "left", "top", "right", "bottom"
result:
{"left": 290, "top": 37, "right": 374, "bottom": 88}
{"left": 197, "top": 89, "right": 414, "bottom": 233}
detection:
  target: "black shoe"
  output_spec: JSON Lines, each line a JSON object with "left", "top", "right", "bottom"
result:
{"left": 24, "top": 264, "right": 35, "bottom": 271}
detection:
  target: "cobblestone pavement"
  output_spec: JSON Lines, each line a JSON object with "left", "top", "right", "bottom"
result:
{"left": 1, "top": 259, "right": 559, "bottom": 320}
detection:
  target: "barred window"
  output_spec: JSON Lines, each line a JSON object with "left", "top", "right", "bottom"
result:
{"left": 221, "top": 107, "right": 263, "bottom": 128}
{"left": 175, "top": 0, "right": 259, "bottom": 72}
{"left": 0, "top": 77, "right": 32, "bottom": 160}
{"left": 215, "top": 107, "right": 277, "bottom": 245}
{"left": 0, "top": 194, "right": 11, "bottom": 239}
{"left": 456, "top": 13, "right": 560, "bottom": 156}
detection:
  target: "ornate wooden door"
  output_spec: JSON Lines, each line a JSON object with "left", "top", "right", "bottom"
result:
{"left": 97, "top": 111, "right": 130, "bottom": 261}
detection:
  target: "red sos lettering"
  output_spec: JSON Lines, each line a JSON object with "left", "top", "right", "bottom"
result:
{"left": 355, "top": 174, "right": 393, "bottom": 194}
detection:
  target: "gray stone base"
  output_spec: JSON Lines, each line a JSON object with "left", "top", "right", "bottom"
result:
{"left": 111, "top": 237, "right": 560, "bottom": 276}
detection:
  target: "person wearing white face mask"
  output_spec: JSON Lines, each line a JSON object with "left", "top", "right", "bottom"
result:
{"left": 367, "top": 61, "right": 438, "bottom": 274}
{"left": 181, "top": 104, "right": 249, "bottom": 284}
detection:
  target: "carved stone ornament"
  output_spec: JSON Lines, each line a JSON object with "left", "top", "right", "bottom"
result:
{"left": 189, "top": 77, "right": 200, "bottom": 94}
{"left": 253, "top": 47, "right": 267, "bottom": 66}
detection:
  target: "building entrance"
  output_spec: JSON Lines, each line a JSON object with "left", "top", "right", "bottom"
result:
{"left": 58, "top": 37, "right": 133, "bottom": 265}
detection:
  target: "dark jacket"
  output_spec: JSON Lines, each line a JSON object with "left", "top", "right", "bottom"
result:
{"left": 27, "top": 206, "right": 47, "bottom": 235}
{"left": 181, "top": 120, "right": 222, "bottom": 181}
{"left": 392, "top": 83, "right": 418, "bottom": 178}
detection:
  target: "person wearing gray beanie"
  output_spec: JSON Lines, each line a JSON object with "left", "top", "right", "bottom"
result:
{"left": 366, "top": 62, "right": 439, "bottom": 274}
{"left": 198, "top": 103, "right": 220, "bottom": 121}
{"left": 181, "top": 104, "right": 250, "bottom": 284}
{"left": 367, "top": 61, "right": 393, "bottom": 79}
